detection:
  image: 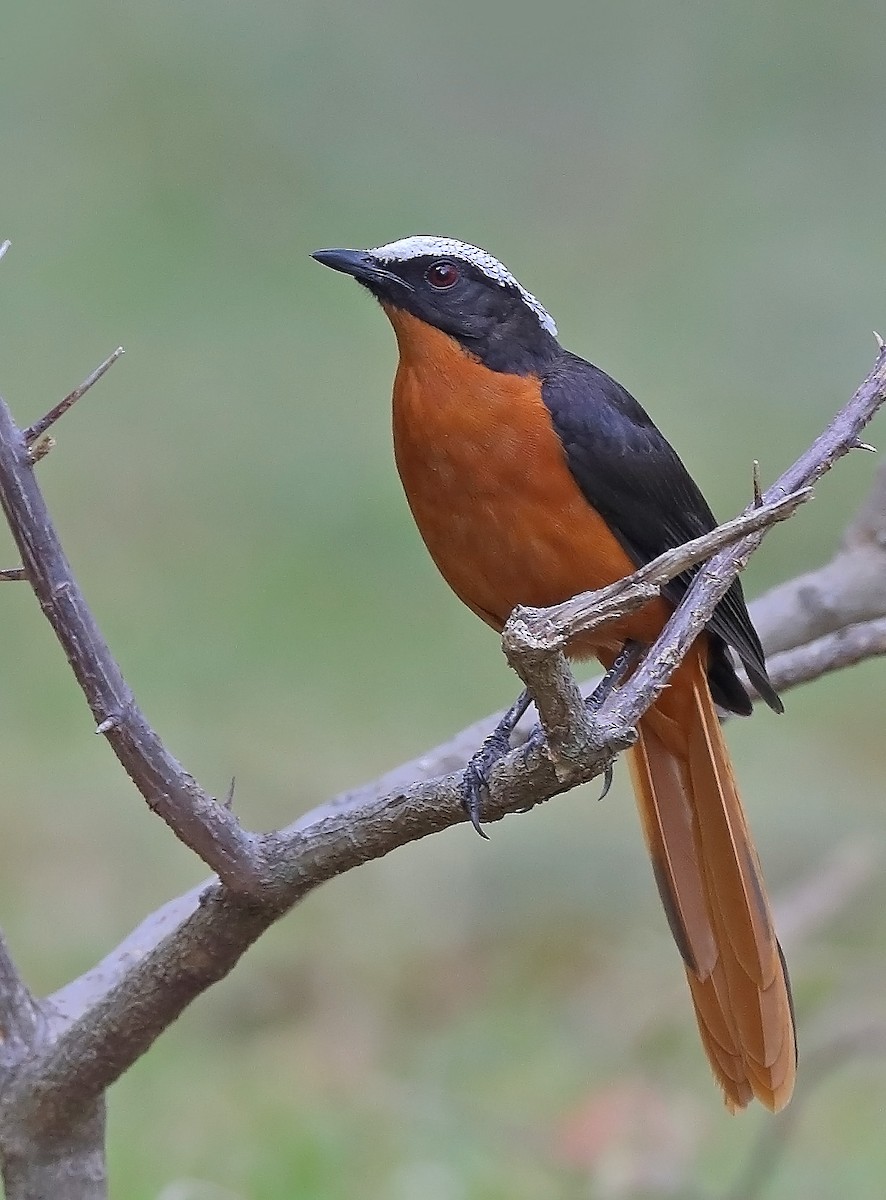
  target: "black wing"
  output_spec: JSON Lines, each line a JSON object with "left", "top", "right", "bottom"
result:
{"left": 541, "top": 351, "right": 781, "bottom": 715}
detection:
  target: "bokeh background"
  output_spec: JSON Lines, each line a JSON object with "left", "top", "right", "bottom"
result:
{"left": 2, "top": 2, "right": 886, "bottom": 1196}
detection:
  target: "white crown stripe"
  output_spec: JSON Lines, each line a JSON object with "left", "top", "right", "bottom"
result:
{"left": 367, "top": 236, "right": 558, "bottom": 337}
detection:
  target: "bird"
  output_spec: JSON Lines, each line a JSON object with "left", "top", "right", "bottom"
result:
{"left": 312, "top": 235, "right": 796, "bottom": 1112}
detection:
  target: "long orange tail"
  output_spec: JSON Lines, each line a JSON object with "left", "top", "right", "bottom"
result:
{"left": 626, "top": 646, "right": 796, "bottom": 1111}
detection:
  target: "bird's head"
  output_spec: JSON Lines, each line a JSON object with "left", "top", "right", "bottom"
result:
{"left": 312, "top": 235, "right": 560, "bottom": 374}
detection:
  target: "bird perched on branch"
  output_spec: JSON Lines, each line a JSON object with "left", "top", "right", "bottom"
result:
{"left": 313, "top": 235, "right": 796, "bottom": 1112}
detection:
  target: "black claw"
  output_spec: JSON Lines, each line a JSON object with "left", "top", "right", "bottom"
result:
{"left": 596, "top": 760, "right": 614, "bottom": 801}
{"left": 461, "top": 762, "right": 491, "bottom": 839}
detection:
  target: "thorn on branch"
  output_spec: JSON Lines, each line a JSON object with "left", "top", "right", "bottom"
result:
{"left": 95, "top": 714, "right": 121, "bottom": 735}
{"left": 752, "top": 460, "right": 763, "bottom": 508}
{"left": 851, "top": 438, "right": 877, "bottom": 453}
{"left": 0, "top": 239, "right": 11, "bottom": 263}
{"left": 0, "top": 566, "right": 26, "bottom": 581}
{"left": 24, "top": 346, "right": 125, "bottom": 445}
{"left": 223, "top": 777, "right": 236, "bottom": 810}
{"left": 874, "top": 330, "right": 885, "bottom": 351}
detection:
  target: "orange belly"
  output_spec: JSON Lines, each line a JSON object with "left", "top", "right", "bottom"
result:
{"left": 387, "top": 309, "right": 674, "bottom": 652}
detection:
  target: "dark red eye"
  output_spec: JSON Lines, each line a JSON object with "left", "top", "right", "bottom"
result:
{"left": 425, "top": 260, "right": 460, "bottom": 289}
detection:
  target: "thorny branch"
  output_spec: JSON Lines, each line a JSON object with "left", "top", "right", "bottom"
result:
{"left": 23, "top": 347, "right": 124, "bottom": 446}
{"left": 0, "top": 396, "right": 266, "bottom": 897}
{"left": 500, "top": 489, "right": 810, "bottom": 773}
{"left": 0, "top": 252, "right": 884, "bottom": 1193}
{"left": 503, "top": 488, "right": 811, "bottom": 654}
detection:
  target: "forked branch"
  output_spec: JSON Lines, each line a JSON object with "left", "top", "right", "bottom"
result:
{"left": 501, "top": 340, "right": 886, "bottom": 772}
{"left": 0, "top": 307, "right": 884, "bottom": 1189}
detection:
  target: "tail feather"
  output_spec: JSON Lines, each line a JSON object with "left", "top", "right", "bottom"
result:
{"left": 629, "top": 729, "right": 717, "bottom": 978}
{"left": 689, "top": 976, "right": 753, "bottom": 1110}
{"left": 686, "top": 675, "right": 776, "bottom": 988}
{"left": 626, "top": 648, "right": 796, "bottom": 1112}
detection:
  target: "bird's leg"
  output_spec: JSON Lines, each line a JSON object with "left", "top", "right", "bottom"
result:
{"left": 461, "top": 689, "right": 533, "bottom": 838}
{"left": 461, "top": 641, "right": 646, "bottom": 834}
{"left": 586, "top": 639, "right": 644, "bottom": 712}
{"left": 585, "top": 639, "right": 645, "bottom": 800}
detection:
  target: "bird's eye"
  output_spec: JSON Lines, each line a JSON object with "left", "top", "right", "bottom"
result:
{"left": 425, "top": 260, "right": 460, "bottom": 290}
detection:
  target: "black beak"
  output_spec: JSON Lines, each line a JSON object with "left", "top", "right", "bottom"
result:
{"left": 311, "top": 248, "right": 412, "bottom": 291}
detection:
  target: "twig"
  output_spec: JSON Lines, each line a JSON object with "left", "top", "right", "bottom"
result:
{"left": 500, "top": 489, "right": 809, "bottom": 772}
{"left": 23, "top": 347, "right": 124, "bottom": 445}
{"left": 0, "top": 395, "right": 266, "bottom": 895}
{"left": 597, "top": 341, "right": 886, "bottom": 737}
{"left": 504, "top": 488, "right": 809, "bottom": 651}
{"left": 306, "top": 404, "right": 886, "bottom": 808}
{"left": 0, "top": 567, "right": 26, "bottom": 581}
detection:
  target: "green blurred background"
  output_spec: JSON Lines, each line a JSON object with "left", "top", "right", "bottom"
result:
{"left": 2, "top": 1, "right": 886, "bottom": 1196}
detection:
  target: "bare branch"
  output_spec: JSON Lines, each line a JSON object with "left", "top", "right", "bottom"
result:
{"left": 292, "top": 394, "right": 886, "bottom": 809}
{"left": 500, "top": 490, "right": 810, "bottom": 770}
{"left": 349, "top": 603, "right": 886, "bottom": 802}
{"left": 0, "top": 567, "right": 26, "bottom": 581}
{"left": 0, "top": 395, "right": 266, "bottom": 894}
{"left": 29, "top": 596, "right": 885, "bottom": 1129}
{"left": 51, "top": 586, "right": 874, "bottom": 1033}
{"left": 504, "top": 488, "right": 809, "bottom": 652}
{"left": 23, "top": 348, "right": 124, "bottom": 445}
{"left": 597, "top": 342, "right": 886, "bottom": 735}
{"left": 2, "top": 335, "right": 885, "bottom": 1153}
{"left": 495, "top": 344, "right": 886, "bottom": 777}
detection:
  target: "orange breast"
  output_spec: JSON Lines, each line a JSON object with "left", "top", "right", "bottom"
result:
{"left": 385, "top": 309, "right": 674, "bottom": 654}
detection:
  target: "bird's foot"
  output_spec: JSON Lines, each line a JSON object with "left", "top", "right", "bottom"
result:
{"left": 462, "top": 642, "right": 644, "bottom": 832}
{"left": 461, "top": 689, "right": 532, "bottom": 838}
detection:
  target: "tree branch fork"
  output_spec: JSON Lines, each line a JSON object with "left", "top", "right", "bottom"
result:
{"left": 1, "top": 234, "right": 885, "bottom": 1193}
{"left": 0, "top": 356, "right": 817, "bottom": 900}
